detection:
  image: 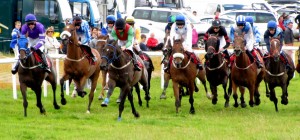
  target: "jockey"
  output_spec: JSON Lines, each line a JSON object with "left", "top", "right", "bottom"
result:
{"left": 11, "top": 13, "right": 51, "bottom": 74}
{"left": 168, "top": 14, "right": 203, "bottom": 70}
{"left": 204, "top": 18, "right": 231, "bottom": 61}
{"left": 72, "top": 16, "right": 97, "bottom": 63}
{"left": 245, "top": 16, "right": 263, "bottom": 56}
{"left": 230, "top": 15, "right": 263, "bottom": 68}
{"left": 264, "top": 20, "right": 292, "bottom": 70}
{"left": 105, "top": 15, "right": 116, "bottom": 40}
{"left": 165, "top": 15, "right": 176, "bottom": 33}
{"left": 111, "top": 18, "right": 141, "bottom": 71}
{"left": 125, "top": 16, "right": 143, "bottom": 55}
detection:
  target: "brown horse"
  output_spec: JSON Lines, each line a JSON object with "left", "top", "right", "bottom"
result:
{"left": 296, "top": 46, "right": 300, "bottom": 73}
{"left": 231, "top": 35, "right": 264, "bottom": 108}
{"left": 205, "top": 35, "right": 231, "bottom": 107}
{"left": 170, "top": 38, "right": 202, "bottom": 114}
{"left": 17, "top": 35, "right": 61, "bottom": 116}
{"left": 92, "top": 34, "right": 109, "bottom": 100}
{"left": 60, "top": 23, "right": 101, "bottom": 113}
{"left": 264, "top": 38, "right": 295, "bottom": 112}
{"left": 160, "top": 34, "right": 210, "bottom": 99}
{"left": 99, "top": 40, "right": 151, "bottom": 120}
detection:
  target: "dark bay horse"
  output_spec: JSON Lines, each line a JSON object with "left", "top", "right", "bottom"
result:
{"left": 160, "top": 35, "right": 210, "bottom": 99}
{"left": 60, "top": 24, "right": 101, "bottom": 113}
{"left": 99, "top": 40, "right": 151, "bottom": 120}
{"left": 296, "top": 47, "right": 300, "bottom": 73}
{"left": 231, "top": 35, "right": 265, "bottom": 108}
{"left": 170, "top": 38, "right": 202, "bottom": 114}
{"left": 17, "top": 35, "right": 61, "bottom": 116}
{"left": 264, "top": 38, "right": 295, "bottom": 112}
{"left": 205, "top": 35, "right": 231, "bottom": 107}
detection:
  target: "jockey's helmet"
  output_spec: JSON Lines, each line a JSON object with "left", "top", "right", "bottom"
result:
{"left": 212, "top": 19, "right": 221, "bottom": 27}
{"left": 25, "top": 14, "right": 37, "bottom": 22}
{"left": 267, "top": 20, "right": 277, "bottom": 29}
{"left": 73, "top": 16, "right": 82, "bottom": 26}
{"left": 126, "top": 16, "right": 135, "bottom": 24}
{"left": 245, "top": 16, "right": 254, "bottom": 27}
{"left": 115, "top": 18, "right": 126, "bottom": 30}
{"left": 106, "top": 15, "right": 116, "bottom": 24}
{"left": 236, "top": 15, "right": 246, "bottom": 26}
{"left": 167, "top": 15, "right": 176, "bottom": 23}
{"left": 175, "top": 14, "right": 185, "bottom": 26}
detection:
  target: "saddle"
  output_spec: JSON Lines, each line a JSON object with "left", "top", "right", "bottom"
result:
{"left": 32, "top": 51, "right": 52, "bottom": 67}
{"left": 79, "top": 45, "right": 95, "bottom": 65}
{"left": 124, "top": 49, "right": 143, "bottom": 69}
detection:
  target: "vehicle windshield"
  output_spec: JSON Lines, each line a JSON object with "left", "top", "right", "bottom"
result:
{"left": 222, "top": 12, "right": 276, "bottom": 23}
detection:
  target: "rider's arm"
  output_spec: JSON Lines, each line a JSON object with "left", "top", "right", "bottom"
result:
{"left": 125, "top": 27, "right": 134, "bottom": 48}
{"left": 244, "top": 24, "right": 254, "bottom": 49}
{"left": 33, "top": 24, "right": 46, "bottom": 50}
{"left": 185, "top": 24, "right": 193, "bottom": 51}
{"left": 253, "top": 26, "right": 261, "bottom": 44}
{"left": 169, "top": 24, "right": 176, "bottom": 46}
{"left": 81, "top": 22, "right": 91, "bottom": 45}
{"left": 111, "top": 29, "right": 119, "bottom": 41}
{"left": 263, "top": 30, "right": 270, "bottom": 49}
{"left": 220, "top": 27, "right": 230, "bottom": 49}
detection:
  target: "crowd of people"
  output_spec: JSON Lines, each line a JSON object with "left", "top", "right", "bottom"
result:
{"left": 10, "top": 11, "right": 300, "bottom": 74}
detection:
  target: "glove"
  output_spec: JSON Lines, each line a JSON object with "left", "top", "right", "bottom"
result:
{"left": 30, "top": 46, "right": 36, "bottom": 51}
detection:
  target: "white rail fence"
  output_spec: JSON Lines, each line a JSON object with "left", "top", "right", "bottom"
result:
{"left": 0, "top": 46, "right": 298, "bottom": 99}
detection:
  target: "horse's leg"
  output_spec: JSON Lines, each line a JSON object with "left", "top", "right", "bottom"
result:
{"left": 86, "top": 72, "right": 100, "bottom": 114}
{"left": 211, "top": 84, "right": 218, "bottom": 105}
{"left": 248, "top": 85, "right": 255, "bottom": 107}
{"left": 254, "top": 85, "right": 261, "bottom": 106}
{"left": 194, "top": 80, "right": 199, "bottom": 92}
{"left": 127, "top": 87, "right": 140, "bottom": 118}
{"left": 198, "top": 73, "right": 212, "bottom": 99}
{"left": 188, "top": 83, "right": 195, "bottom": 114}
{"left": 172, "top": 81, "right": 181, "bottom": 113}
{"left": 118, "top": 86, "right": 139, "bottom": 121}
{"left": 227, "top": 73, "right": 232, "bottom": 96}
{"left": 32, "top": 86, "right": 46, "bottom": 115}
{"left": 45, "top": 73, "right": 60, "bottom": 109}
{"left": 134, "top": 84, "right": 142, "bottom": 106}
{"left": 160, "top": 73, "right": 170, "bottom": 99}
{"left": 232, "top": 82, "right": 240, "bottom": 108}
{"left": 222, "top": 75, "right": 229, "bottom": 108}
{"left": 269, "top": 85, "right": 278, "bottom": 112}
{"left": 98, "top": 70, "right": 107, "bottom": 100}
{"left": 76, "top": 77, "right": 89, "bottom": 98}
{"left": 59, "top": 74, "right": 69, "bottom": 105}
{"left": 139, "top": 69, "right": 151, "bottom": 107}
{"left": 20, "top": 83, "right": 28, "bottom": 117}
{"left": 265, "top": 80, "right": 270, "bottom": 98}
{"left": 101, "top": 80, "right": 116, "bottom": 107}
{"left": 240, "top": 87, "right": 247, "bottom": 108}
{"left": 281, "top": 83, "right": 288, "bottom": 105}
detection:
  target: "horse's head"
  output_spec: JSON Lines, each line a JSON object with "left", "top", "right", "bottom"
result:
{"left": 206, "top": 35, "right": 220, "bottom": 59}
{"left": 172, "top": 38, "right": 185, "bottom": 68}
{"left": 100, "top": 40, "right": 119, "bottom": 70}
{"left": 95, "top": 34, "right": 109, "bottom": 52}
{"left": 17, "top": 35, "right": 29, "bottom": 63}
{"left": 162, "top": 34, "right": 172, "bottom": 65}
{"left": 270, "top": 38, "right": 281, "bottom": 61}
{"left": 233, "top": 35, "right": 246, "bottom": 56}
{"left": 60, "top": 24, "right": 78, "bottom": 47}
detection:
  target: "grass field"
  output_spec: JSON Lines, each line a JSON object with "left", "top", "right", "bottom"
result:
{"left": 0, "top": 48, "right": 300, "bottom": 139}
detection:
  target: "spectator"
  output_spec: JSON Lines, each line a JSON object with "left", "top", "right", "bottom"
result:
{"left": 146, "top": 32, "right": 163, "bottom": 51}
{"left": 44, "top": 26, "right": 60, "bottom": 54}
{"left": 91, "top": 27, "right": 99, "bottom": 39}
{"left": 278, "top": 16, "right": 285, "bottom": 31}
{"left": 284, "top": 20, "right": 294, "bottom": 46}
{"left": 140, "top": 34, "right": 149, "bottom": 51}
{"left": 192, "top": 11, "right": 197, "bottom": 17}
{"left": 283, "top": 14, "right": 290, "bottom": 29}
{"left": 10, "top": 21, "right": 21, "bottom": 58}
{"left": 294, "top": 12, "right": 300, "bottom": 40}
{"left": 191, "top": 23, "right": 198, "bottom": 48}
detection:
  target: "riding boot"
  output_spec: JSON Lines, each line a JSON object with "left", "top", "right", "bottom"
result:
{"left": 85, "top": 45, "right": 97, "bottom": 63}
{"left": 132, "top": 53, "right": 141, "bottom": 71}
{"left": 187, "top": 51, "right": 203, "bottom": 70}
{"left": 246, "top": 50, "right": 255, "bottom": 63}
{"left": 222, "top": 49, "right": 230, "bottom": 61}
{"left": 280, "top": 52, "right": 292, "bottom": 70}
{"left": 40, "top": 53, "right": 51, "bottom": 73}
{"left": 251, "top": 50, "right": 263, "bottom": 68}
{"left": 11, "top": 61, "right": 20, "bottom": 75}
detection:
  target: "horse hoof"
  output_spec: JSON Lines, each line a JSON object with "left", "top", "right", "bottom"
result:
{"left": 224, "top": 102, "right": 229, "bottom": 108}
{"left": 101, "top": 103, "right": 108, "bottom": 107}
{"left": 117, "top": 117, "right": 122, "bottom": 121}
{"left": 54, "top": 104, "right": 60, "bottom": 110}
{"left": 281, "top": 99, "right": 288, "bottom": 105}
{"left": 61, "top": 98, "right": 67, "bottom": 105}
{"left": 189, "top": 109, "right": 195, "bottom": 114}
{"left": 160, "top": 94, "right": 167, "bottom": 99}
{"left": 134, "top": 112, "right": 140, "bottom": 118}
{"left": 266, "top": 93, "right": 270, "bottom": 98}
{"left": 233, "top": 103, "right": 239, "bottom": 108}
{"left": 255, "top": 100, "right": 261, "bottom": 106}
{"left": 212, "top": 98, "right": 218, "bottom": 105}
{"left": 145, "top": 96, "right": 151, "bottom": 101}
{"left": 116, "top": 99, "right": 121, "bottom": 103}
{"left": 206, "top": 93, "right": 213, "bottom": 100}
{"left": 241, "top": 103, "right": 247, "bottom": 108}
{"left": 86, "top": 110, "right": 90, "bottom": 114}
{"left": 98, "top": 96, "right": 104, "bottom": 100}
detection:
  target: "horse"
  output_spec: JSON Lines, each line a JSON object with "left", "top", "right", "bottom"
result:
{"left": 160, "top": 34, "right": 210, "bottom": 99}
{"left": 16, "top": 35, "right": 61, "bottom": 117}
{"left": 205, "top": 35, "right": 231, "bottom": 107}
{"left": 231, "top": 35, "right": 264, "bottom": 108}
{"left": 170, "top": 38, "right": 203, "bottom": 114}
{"left": 60, "top": 23, "right": 102, "bottom": 113}
{"left": 296, "top": 46, "right": 300, "bottom": 73}
{"left": 99, "top": 40, "right": 151, "bottom": 120}
{"left": 92, "top": 34, "right": 109, "bottom": 100}
{"left": 264, "top": 38, "right": 295, "bottom": 112}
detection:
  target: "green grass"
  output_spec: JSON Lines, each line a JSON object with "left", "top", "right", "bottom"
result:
{"left": 0, "top": 76, "right": 300, "bottom": 140}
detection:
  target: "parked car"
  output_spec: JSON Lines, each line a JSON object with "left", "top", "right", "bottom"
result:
{"left": 197, "top": 16, "right": 235, "bottom": 47}
{"left": 220, "top": 10, "right": 278, "bottom": 45}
